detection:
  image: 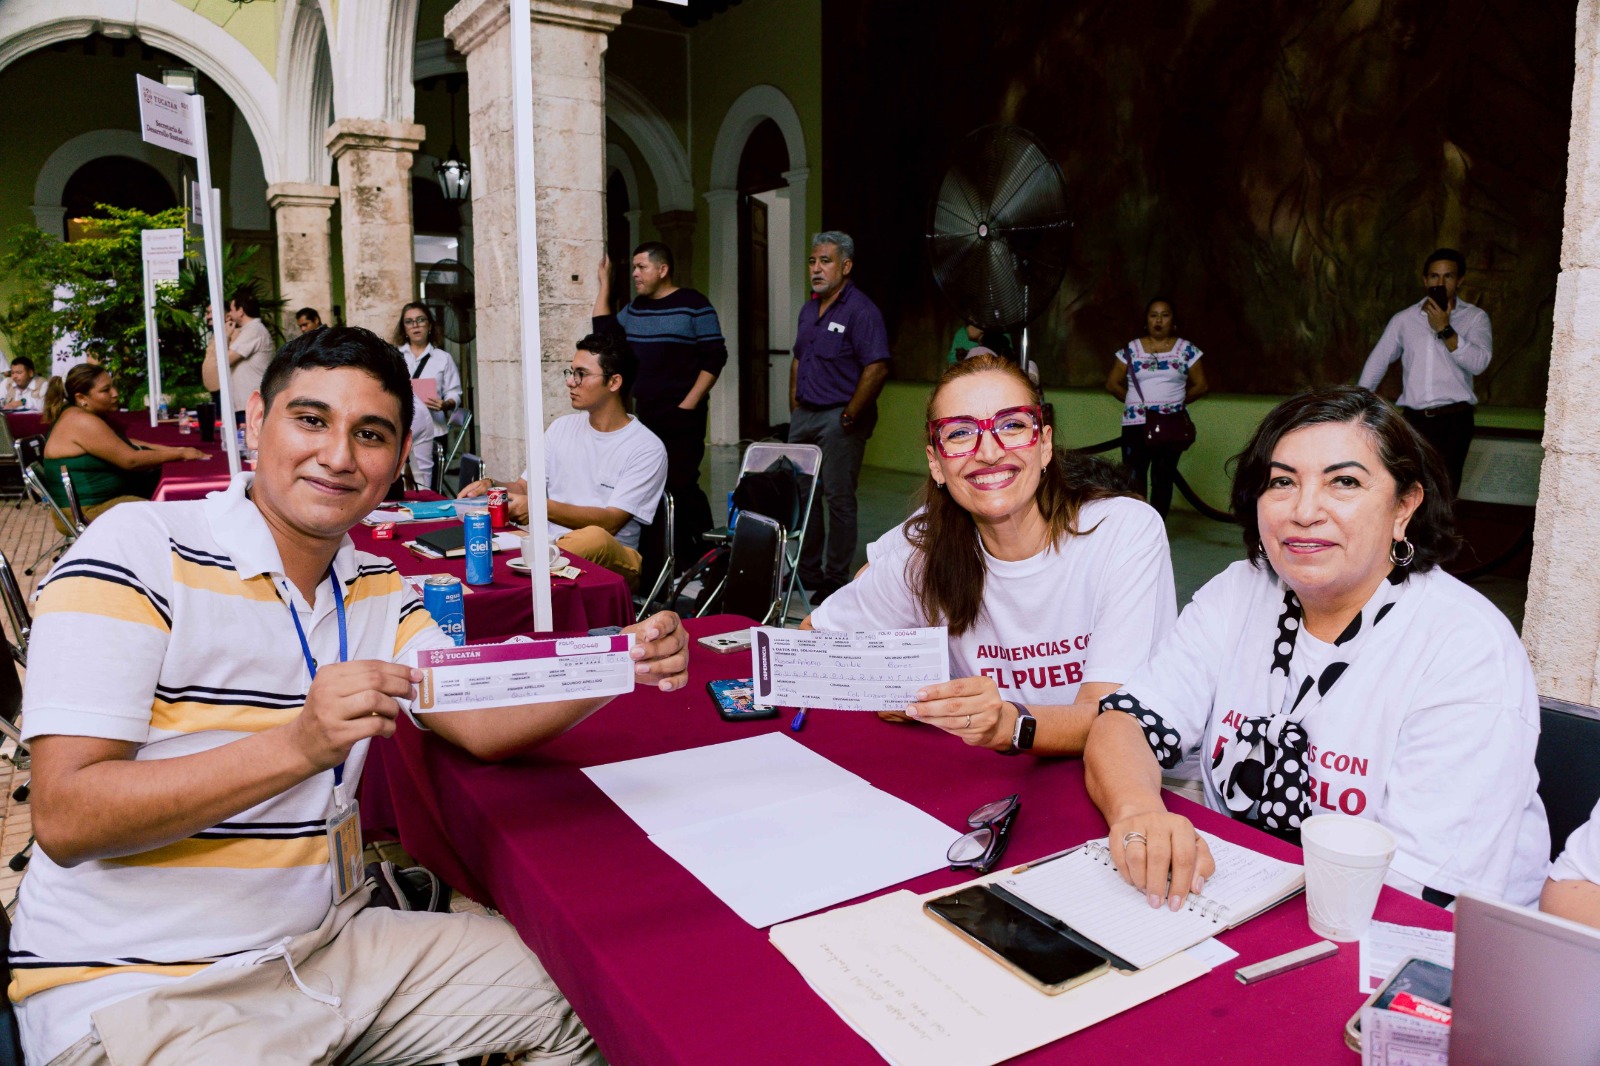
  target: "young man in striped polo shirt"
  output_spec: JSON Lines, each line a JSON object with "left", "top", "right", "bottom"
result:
{"left": 10, "top": 326, "right": 688, "bottom": 1064}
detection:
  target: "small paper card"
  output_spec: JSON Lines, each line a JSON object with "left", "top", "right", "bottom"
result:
{"left": 412, "top": 377, "right": 439, "bottom": 404}
{"left": 751, "top": 626, "right": 949, "bottom": 711}
{"left": 413, "top": 634, "right": 636, "bottom": 713}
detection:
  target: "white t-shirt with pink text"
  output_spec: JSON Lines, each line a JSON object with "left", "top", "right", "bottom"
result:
{"left": 1117, "top": 560, "right": 1549, "bottom": 905}
{"left": 811, "top": 497, "right": 1177, "bottom": 708}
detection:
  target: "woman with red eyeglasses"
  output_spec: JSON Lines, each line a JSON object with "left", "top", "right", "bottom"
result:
{"left": 805, "top": 353, "right": 1177, "bottom": 756}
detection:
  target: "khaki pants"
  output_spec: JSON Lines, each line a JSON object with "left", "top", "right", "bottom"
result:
{"left": 556, "top": 526, "right": 641, "bottom": 591}
{"left": 48, "top": 888, "right": 604, "bottom": 1066}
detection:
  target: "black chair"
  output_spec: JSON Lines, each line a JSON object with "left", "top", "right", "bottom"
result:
{"left": 458, "top": 452, "right": 484, "bottom": 489}
{"left": 1536, "top": 696, "right": 1600, "bottom": 861}
{"left": 635, "top": 491, "right": 676, "bottom": 618}
{"left": 430, "top": 440, "right": 447, "bottom": 496}
{"left": 0, "top": 552, "right": 29, "bottom": 881}
{"left": 712, "top": 512, "right": 784, "bottom": 624}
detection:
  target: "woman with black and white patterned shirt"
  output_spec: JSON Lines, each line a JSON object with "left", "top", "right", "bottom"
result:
{"left": 1084, "top": 386, "right": 1549, "bottom": 912}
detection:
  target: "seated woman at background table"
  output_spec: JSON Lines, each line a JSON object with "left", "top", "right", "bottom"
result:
{"left": 806, "top": 353, "right": 1177, "bottom": 756}
{"left": 40, "top": 364, "right": 207, "bottom": 528}
{"left": 1085, "top": 386, "right": 1549, "bottom": 911}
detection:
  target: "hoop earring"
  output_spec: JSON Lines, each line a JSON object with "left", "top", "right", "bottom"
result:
{"left": 1390, "top": 538, "right": 1416, "bottom": 567}
{"left": 933, "top": 480, "right": 947, "bottom": 490}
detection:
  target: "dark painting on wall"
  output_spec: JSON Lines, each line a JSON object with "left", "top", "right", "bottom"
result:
{"left": 821, "top": 0, "right": 1572, "bottom": 408}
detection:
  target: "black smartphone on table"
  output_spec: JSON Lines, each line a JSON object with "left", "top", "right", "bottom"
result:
{"left": 924, "top": 885, "right": 1109, "bottom": 995}
{"left": 1343, "top": 956, "right": 1453, "bottom": 1050}
{"left": 707, "top": 678, "right": 778, "bottom": 722}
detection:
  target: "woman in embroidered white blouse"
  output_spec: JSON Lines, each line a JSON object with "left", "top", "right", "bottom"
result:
{"left": 1083, "top": 386, "right": 1549, "bottom": 911}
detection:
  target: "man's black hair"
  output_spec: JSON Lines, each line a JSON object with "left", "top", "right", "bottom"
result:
{"left": 1422, "top": 247, "right": 1467, "bottom": 278}
{"left": 632, "top": 241, "right": 674, "bottom": 277}
{"left": 576, "top": 331, "right": 638, "bottom": 399}
{"left": 230, "top": 288, "right": 262, "bottom": 319}
{"left": 295, "top": 307, "right": 321, "bottom": 322}
{"left": 9, "top": 356, "right": 33, "bottom": 372}
{"left": 259, "top": 326, "right": 414, "bottom": 437}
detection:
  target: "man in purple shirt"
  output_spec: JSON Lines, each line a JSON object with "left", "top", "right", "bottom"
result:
{"left": 787, "top": 231, "right": 892, "bottom": 602}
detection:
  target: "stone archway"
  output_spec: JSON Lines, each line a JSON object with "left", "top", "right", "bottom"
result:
{"left": 279, "top": 0, "right": 337, "bottom": 186}
{"left": 0, "top": 0, "right": 281, "bottom": 185}
{"left": 32, "top": 129, "right": 178, "bottom": 239}
{"left": 704, "top": 84, "right": 810, "bottom": 445}
{"left": 606, "top": 141, "right": 642, "bottom": 250}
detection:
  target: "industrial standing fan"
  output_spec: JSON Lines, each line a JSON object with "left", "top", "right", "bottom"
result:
{"left": 926, "top": 125, "right": 1073, "bottom": 374}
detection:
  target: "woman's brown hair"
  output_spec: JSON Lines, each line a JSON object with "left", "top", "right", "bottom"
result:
{"left": 42, "top": 365, "right": 107, "bottom": 425}
{"left": 905, "top": 354, "right": 1131, "bottom": 635}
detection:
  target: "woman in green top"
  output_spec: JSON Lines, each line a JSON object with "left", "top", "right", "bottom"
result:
{"left": 40, "top": 364, "right": 207, "bottom": 529}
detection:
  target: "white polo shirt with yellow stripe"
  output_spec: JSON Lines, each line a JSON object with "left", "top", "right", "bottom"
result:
{"left": 10, "top": 473, "right": 453, "bottom": 1063}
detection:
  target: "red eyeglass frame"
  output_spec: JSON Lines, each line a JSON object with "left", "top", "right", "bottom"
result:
{"left": 927, "top": 405, "right": 1044, "bottom": 458}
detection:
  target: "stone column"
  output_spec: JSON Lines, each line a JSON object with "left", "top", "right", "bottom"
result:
{"left": 326, "top": 120, "right": 426, "bottom": 335}
{"left": 1523, "top": 0, "right": 1600, "bottom": 704}
{"left": 703, "top": 189, "right": 740, "bottom": 445}
{"left": 446, "top": 0, "right": 630, "bottom": 479}
{"left": 266, "top": 183, "right": 339, "bottom": 333}
{"left": 651, "top": 208, "right": 697, "bottom": 288}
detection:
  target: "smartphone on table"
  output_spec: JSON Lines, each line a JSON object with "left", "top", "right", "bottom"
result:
{"left": 1344, "top": 956, "right": 1453, "bottom": 1051}
{"left": 707, "top": 678, "right": 778, "bottom": 722}
{"left": 924, "top": 885, "right": 1109, "bottom": 995}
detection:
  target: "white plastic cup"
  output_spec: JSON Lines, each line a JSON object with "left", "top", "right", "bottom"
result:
{"left": 1300, "top": 814, "right": 1396, "bottom": 942}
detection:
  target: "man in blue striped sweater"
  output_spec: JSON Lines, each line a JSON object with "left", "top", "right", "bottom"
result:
{"left": 595, "top": 242, "right": 727, "bottom": 559}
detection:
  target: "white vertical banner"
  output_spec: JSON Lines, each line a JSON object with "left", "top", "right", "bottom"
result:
{"left": 137, "top": 74, "right": 238, "bottom": 474}
{"left": 140, "top": 228, "right": 183, "bottom": 427}
{"left": 510, "top": 0, "right": 553, "bottom": 631}
{"left": 142, "top": 265, "right": 160, "bottom": 427}
{"left": 197, "top": 143, "right": 239, "bottom": 473}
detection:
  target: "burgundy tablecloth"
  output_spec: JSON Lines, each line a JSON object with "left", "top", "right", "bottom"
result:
{"left": 7, "top": 411, "right": 211, "bottom": 448}
{"left": 359, "top": 615, "right": 1452, "bottom": 1065}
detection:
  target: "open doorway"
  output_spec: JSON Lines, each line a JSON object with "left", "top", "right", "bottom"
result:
{"left": 736, "top": 119, "right": 791, "bottom": 440}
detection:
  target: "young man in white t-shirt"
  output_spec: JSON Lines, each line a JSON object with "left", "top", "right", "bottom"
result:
{"left": 459, "top": 332, "right": 668, "bottom": 588}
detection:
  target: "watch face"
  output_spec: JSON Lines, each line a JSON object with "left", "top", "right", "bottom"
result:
{"left": 1015, "top": 713, "right": 1037, "bottom": 751}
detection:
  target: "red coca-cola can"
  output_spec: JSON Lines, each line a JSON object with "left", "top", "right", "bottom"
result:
{"left": 487, "top": 486, "right": 508, "bottom": 528}
{"left": 372, "top": 522, "right": 396, "bottom": 541}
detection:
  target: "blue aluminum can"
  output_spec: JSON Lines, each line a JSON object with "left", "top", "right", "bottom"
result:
{"left": 422, "top": 574, "right": 465, "bottom": 645}
{"left": 463, "top": 510, "right": 494, "bottom": 586}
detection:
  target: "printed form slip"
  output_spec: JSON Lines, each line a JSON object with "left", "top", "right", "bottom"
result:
{"left": 752, "top": 626, "right": 948, "bottom": 711}
{"left": 412, "top": 635, "right": 635, "bottom": 712}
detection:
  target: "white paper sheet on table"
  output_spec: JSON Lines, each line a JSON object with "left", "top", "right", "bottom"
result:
{"left": 752, "top": 626, "right": 949, "bottom": 711}
{"left": 770, "top": 888, "right": 1211, "bottom": 1066}
{"left": 1359, "top": 921, "right": 1455, "bottom": 992}
{"left": 583, "top": 734, "right": 953, "bottom": 927}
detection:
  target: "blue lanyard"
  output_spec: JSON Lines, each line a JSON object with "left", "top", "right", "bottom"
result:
{"left": 286, "top": 572, "right": 349, "bottom": 785}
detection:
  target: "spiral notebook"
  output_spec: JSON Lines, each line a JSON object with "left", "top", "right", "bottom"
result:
{"left": 997, "top": 831, "right": 1304, "bottom": 970}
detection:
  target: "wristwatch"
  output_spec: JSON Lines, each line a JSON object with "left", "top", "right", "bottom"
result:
{"left": 1435, "top": 325, "right": 1456, "bottom": 341}
{"left": 1003, "top": 703, "right": 1036, "bottom": 754}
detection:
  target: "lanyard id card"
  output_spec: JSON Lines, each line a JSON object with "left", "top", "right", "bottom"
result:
{"left": 286, "top": 572, "right": 365, "bottom": 903}
{"left": 326, "top": 800, "right": 364, "bottom": 903}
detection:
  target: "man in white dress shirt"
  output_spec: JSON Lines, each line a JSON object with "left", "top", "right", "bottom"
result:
{"left": 3, "top": 357, "right": 48, "bottom": 411}
{"left": 1358, "top": 247, "right": 1491, "bottom": 492}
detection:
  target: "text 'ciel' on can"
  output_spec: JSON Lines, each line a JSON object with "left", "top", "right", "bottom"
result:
{"left": 463, "top": 509, "right": 494, "bottom": 586}
{"left": 422, "top": 574, "right": 465, "bottom": 646}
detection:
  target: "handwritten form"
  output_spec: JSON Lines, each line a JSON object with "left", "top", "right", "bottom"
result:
{"left": 770, "top": 888, "right": 1209, "bottom": 1066}
{"left": 753, "top": 627, "right": 949, "bottom": 711}
{"left": 1360, "top": 1008, "right": 1449, "bottom": 1066}
{"left": 1359, "top": 922, "right": 1455, "bottom": 992}
{"left": 583, "top": 734, "right": 953, "bottom": 927}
